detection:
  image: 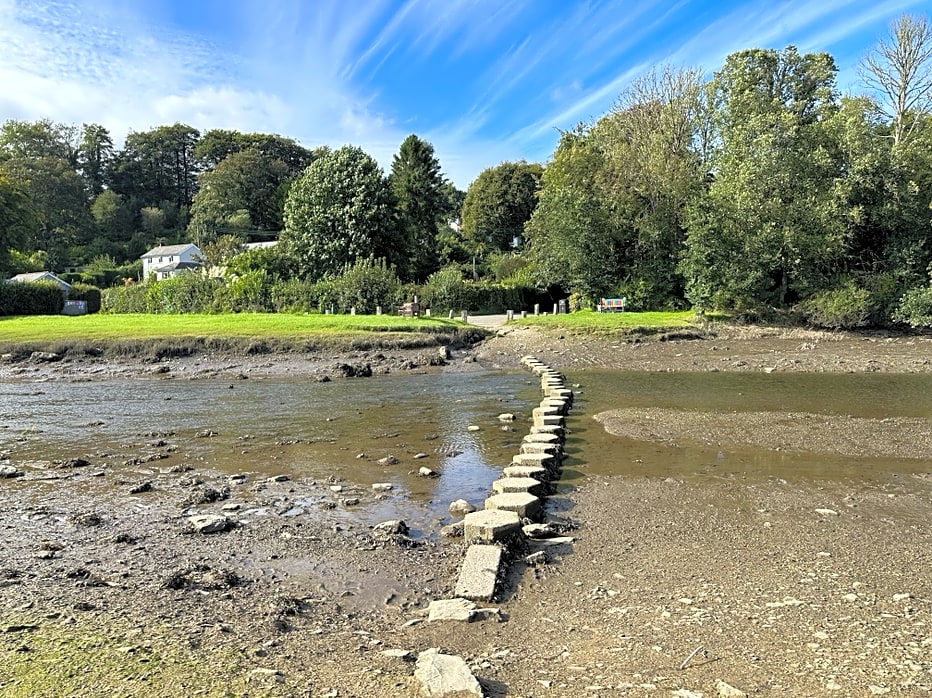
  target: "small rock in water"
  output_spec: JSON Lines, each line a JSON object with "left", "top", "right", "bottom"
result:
{"left": 448, "top": 499, "right": 475, "bottom": 517}
{"left": 373, "top": 520, "right": 408, "bottom": 536}
{"left": 413, "top": 452, "right": 429, "bottom": 459}
{"left": 497, "top": 413, "right": 516, "bottom": 422}
{"left": 0, "top": 464, "right": 22, "bottom": 479}
{"left": 466, "top": 425, "right": 481, "bottom": 432}
{"left": 372, "top": 482, "right": 393, "bottom": 492}
{"left": 378, "top": 455, "right": 399, "bottom": 466}
{"left": 418, "top": 466, "right": 438, "bottom": 478}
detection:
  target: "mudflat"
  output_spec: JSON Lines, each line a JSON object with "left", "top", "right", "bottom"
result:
{"left": 1, "top": 323, "right": 930, "bottom": 697}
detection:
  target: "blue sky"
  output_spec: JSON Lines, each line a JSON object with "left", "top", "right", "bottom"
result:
{"left": 0, "top": 0, "right": 927, "bottom": 188}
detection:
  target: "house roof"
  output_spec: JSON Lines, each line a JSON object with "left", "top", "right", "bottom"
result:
{"left": 141, "top": 243, "right": 200, "bottom": 259}
{"left": 8, "top": 271, "right": 73, "bottom": 289}
{"left": 153, "top": 261, "right": 202, "bottom": 274}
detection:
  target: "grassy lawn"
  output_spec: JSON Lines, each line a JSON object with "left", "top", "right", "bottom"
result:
{"left": 0, "top": 312, "right": 460, "bottom": 344}
{"left": 513, "top": 309, "right": 700, "bottom": 332}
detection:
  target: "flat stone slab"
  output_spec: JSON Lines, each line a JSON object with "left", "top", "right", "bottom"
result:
{"left": 463, "top": 509, "right": 523, "bottom": 543}
{"left": 530, "top": 424, "right": 565, "bottom": 437}
{"left": 454, "top": 544, "right": 503, "bottom": 602}
{"left": 502, "top": 464, "right": 550, "bottom": 481}
{"left": 492, "top": 476, "right": 547, "bottom": 497}
{"left": 427, "top": 598, "right": 500, "bottom": 622}
{"left": 485, "top": 492, "right": 544, "bottom": 521}
{"left": 533, "top": 413, "right": 565, "bottom": 428}
{"left": 547, "top": 387, "right": 574, "bottom": 402}
{"left": 512, "top": 452, "right": 558, "bottom": 472}
{"left": 415, "top": 648, "right": 484, "bottom": 697}
{"left": 541, "top": 398, "right": 570, "bottom": 414}
{"left": 523, "top": 432, "right": 561, "bottom": 444}
{"left": 519, "top": 442, "right": 562, "bottom": 457}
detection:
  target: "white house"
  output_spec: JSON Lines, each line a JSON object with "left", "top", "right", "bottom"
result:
{"left": 8, "top": 271, "right": 73, "bottom": 294}
{"left": 140, "top": 243, "right": 203, "bottom": 281}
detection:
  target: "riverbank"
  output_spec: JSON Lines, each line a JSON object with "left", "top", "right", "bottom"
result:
{"left": 1, "top": 323, "right": 930, "bottom": 697}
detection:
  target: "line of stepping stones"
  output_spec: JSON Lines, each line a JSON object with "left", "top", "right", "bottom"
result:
{"left": 430, "top": 356, "right": 574, "bottom": 617}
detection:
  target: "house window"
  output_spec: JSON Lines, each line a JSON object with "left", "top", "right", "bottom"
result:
{"left": 169, "top": 256, "right": 174, "bottom": 262}
{"left": 158, "top": 257, "right": 163, "bottom": 263}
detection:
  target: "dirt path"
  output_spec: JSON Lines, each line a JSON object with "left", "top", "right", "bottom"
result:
{"left": 1, "top": 323, "right": 930, "bottom": 697}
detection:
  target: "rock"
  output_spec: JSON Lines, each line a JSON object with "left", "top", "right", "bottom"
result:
{"left": 427, "top": 599, "right": 499, "bottom": 623}
{"left": 892, "top": 592, "right": 911, "bottom": 602}
{"left": 248, "top": 668, "right": 284, "bottom": 683}
{"left": 523, "top": 551, "right": 548, "bottom": 566}
{"left": 418, "top": 466, "right": 439, "bottom": 478}
{"left": 373, "top": 520, "right": 408, "bottom": 535}
{"left": 454, "top": 544, "right": 503, "bottom": 602}
{"left": 268, "top": 474, "right": 290, "bottom": 483}
{"left": 378, "top": 455, "right": 399, "bottom": 466}
{"left": 414, "top": 648, "right": 484, "bottom": 697}
{"left": 440, "top": 521, "right": 464, "bottom": 538}
{"left": 815, "top": 508, "right": 839, "bottom": 516}
{"left": 30, "top": 351, "right": 61, "bottom": 363}
{"left": 330, "top": 485, "right": 343, "bottom": 492}
{"left": 371, "top": 482, "right": 394, "bottom": 492}
{"left": 463, "top": 509, "right": 523, "bottom": 543}
{"left": 413, "top": 452, "right": 429, "bottom": 459}
{"left": 449, "top": 499, "right": 476, "bottom": 517}
{"left": 467, "top": 425, "right": 481, "bottom": 432}
{"left": 195, "top": 429, "right": 217, "bottom": 438}
{"left": 188, "top": 514, "right": 231, "bottom": 534}
{"left": 484, "top": 492, "right": 544, "bottom": 521}
{"left": 341, "top": 497, "right": 360, "bottom": 506}
{"left": 381, "top": 648, "right": 414, "bottom": 661}
{"left": 128, "top": 481, "right": 153, "bottom": 494}
{"left": 523, "top": 522, "right": 559, "bottom": 538}
{"left": 0, "top": 464, "right": 22, "bottom": 479}
{"left": 497, "top": 413, "right": 516, "bottom": 422}
{"left": 716, "top": 680, "right": 748, "bottom": 697}
{"left": 338, "top": 362, "right": 372, "bottom": 378}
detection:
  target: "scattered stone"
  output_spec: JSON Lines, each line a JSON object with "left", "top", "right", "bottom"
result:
{"left": 497, "top": 413, "right": 516, "bottom": 422}
{"left": 371, "top": 482, "right": 394, "bottom": 492}
{"left": 30, "top": 351, "right": 61, "bottom": 363}
{"left": 341, "top": 497, "right": 360, "bottom": 507}
{"left": 523, "top": 522, "right": 559, "bottom": 538}
{"left": 195, "top": 429, "right": 218, "bottom": 438}
{"left": 418, "top": 466, "right": 438, "bottom": 478}
{"left": 414, "top": 648, "right": 484, "bottom": 697}
{"left": 268, "top": 474, "right": 290, "bottom": 483}
{"left": 454, "top": 544, "right": 503, "bottom": 602}
{"left": 413, "top": 452, "right": 429, "bottom": 459}
{"left": 188, "top": 514, "right": 231, "bottom": 534}
{"left": 716, "top": 680, "right": 748, "bottom": 697}
{"left": 523, "top": 551, "right": 548, "bottom": 566}
{"left": 892, "top": 592, "right": 911, "bottom": 602}
{"left": 373, "top": 520, "right": 408, "bottom": 535}
{"left": 427, "top": 598, "right": 500, "bottom": 623}
{"left": 229, "top": 473, "right": 248, "bottom": 484}
{"left": 55, "top": 458, "right": 91, "bottom": 469}
{"left": 449, "top": 499, "right": 476, "bottom": 517}
{"left": 815, "top": 508, "right": 839, "bottom": 516}
{"left": 440, "top": 521, "right": 464, "bottom": 538}
{"left": 467, "top": 425, "right": 481, "bottom": 432}
{"left": 330, "top": 485, "right": 343, "bottom": 492}
{"left": 248, "top": 668, "right": 284, "bottom": 683}
{"left": 378, "top": 455, "right": 399, "bottom": 466}
{"left": 128, "top": 481, "right": 153, "bottom": 494}
{"left": 0, "top": 464, "right": 22, "bottom": 479}
{"left": 381, "top": 648, "right": 414, "bottom": 661}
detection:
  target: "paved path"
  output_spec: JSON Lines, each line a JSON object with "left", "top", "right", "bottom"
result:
{"left": 465, "top": 314, "right": 509, "bottom": 328}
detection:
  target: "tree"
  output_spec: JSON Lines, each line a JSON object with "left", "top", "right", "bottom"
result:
{"left": 91, "top": 189, "right": 134, "bottom": 243}
{"left": 0, "top": 171, "right": 39, "bottom": 274}
{"left": 281, "top": 145, "right": 395, "bottom": 280}
{"left": 461, "top": 161, "right": 542, "bottom": 255}
{"left": 77, "top": 123, "right": 114, "bottom": 196}
{"left": 859, "top": 14, "right": 932, "bottom": 147}
{"left": 188, "top": 149, "right": 291, "bottom": 244}
{"left": 526, "top": 129, "right": 622, "bottom": 301}
{"left": 194, "top": 129, "right": 317, "bottom": 176}
{"left": 0, "top": 119, "right": 78, "bottom": 164}
{"left": 682, "top": 47, "right": 847, "bottom": 310}
{"left": 388, "top": 134, "right": 446, "bottom": 282}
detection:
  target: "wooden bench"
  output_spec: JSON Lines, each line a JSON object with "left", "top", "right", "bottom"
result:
{"left": 398, "top": 302, "right": 421, "bottom": 317}
{"left": 598, "top": 297, "right": 626, "bottom": 312}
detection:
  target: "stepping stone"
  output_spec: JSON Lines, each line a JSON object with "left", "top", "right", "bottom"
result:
{"left": 519, "top": 442, "right": 562, "bottom": 458}
{"left": 485, "top": 492, "right": 544, "bottom": 521}
{"left": 503, "top": 464, "right": 550, "bottom": 481}
{"left": 463, "top": 509, "right": 523, "bottom": 543}
{"left": 532, "top": 406, "right": 562, "bottom": 419}
{"left": 530, "top": 424, "right": 565, "bottom": 437}
{"left": 533, "top": 413, "right": 565, "bottom": 428}
{"left": 512, "top": 452, "right": 558, "bottom": 473}
{"left": 491, "top": 476, "right": 548, "bottom": 497}
{"left": 547, "top": 387, "right": 574, "bottom": 402}
{"left": 454, "top": 544, "right": 503, "bottom": 602}
{"left": 522, "top": 432, "right": 561, "bottom": 444}
{"left": 427, "top": 598, "right": 500, "bottom": 622}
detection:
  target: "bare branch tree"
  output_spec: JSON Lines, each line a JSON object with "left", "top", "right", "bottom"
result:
{"left": 859, "top": 14, "right": 932, "bottom": 146}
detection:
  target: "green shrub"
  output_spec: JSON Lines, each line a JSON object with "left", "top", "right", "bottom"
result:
{"left": 331, "top": 258, "right": 402, "bottom": 314}
{"left": 101, "top": 283, "right": 148, "bottom": 313}
{"left": 893, "top": 284, "right": 932, "bottom": 328}
{"left": 797, "top": 281, "right": 873, "bottom": 329}
{"left": 0, "top": 281, "right": 66, "bottom": 316}
{"left": 214, "top": 269, "right": 272, "bottom": 312}
{"left": 69, "top": 282, "right": 102, "bottom": 314}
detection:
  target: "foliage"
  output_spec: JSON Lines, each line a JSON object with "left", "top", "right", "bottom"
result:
{"left": 893, "top": 275, "right": 932, "bottom": 327}
{"left": 0, "top": 280, "right": 65, "bottom": 316}
{"left": 331, "top": 257, "right": 402, "bottom": 314}
{"left": 461, "top": 161, "right": 542, "bottom": 254}
{"left": 0, "top": 170, "right": 39, "bottom": 275}
{"left": 796, "top": 280, "right": 874, "bottom": 328}
{"left": 68, "top": 282, "right": 102, "bottom": 314}
{"left": 389, "top": 134, "right": 447, "bottom": 282}
{"left": 281, "top": 146, "right": 396, "bottom": 281}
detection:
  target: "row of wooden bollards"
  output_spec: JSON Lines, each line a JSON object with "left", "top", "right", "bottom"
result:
{"left": 445, "top": 356, "right": 574, "bottom": 605}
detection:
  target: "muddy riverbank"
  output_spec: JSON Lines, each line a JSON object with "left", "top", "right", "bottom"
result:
{"left": 1, "top": 323, "right": 930, "bottom": 697}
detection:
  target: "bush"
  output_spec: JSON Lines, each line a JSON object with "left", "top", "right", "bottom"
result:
{"left": 0, "top": 281, "right": 66, "bottom": 316}
{"left": 893, "top": 284, "right": 932, "bottom": 328}
{"left": 101, "top": 283, "right": 148, "bottom": 313}
{"left": 214, "top": 269, "right": 272, "bottom": 312}
{"left": 331, "top": 258, "right": 402, "bottom": 314}
{"left": 797, "top": 281, "right": 873, "bottom": 329}
{"left": 69, "top": 282, "right": 102, "bottom": 314}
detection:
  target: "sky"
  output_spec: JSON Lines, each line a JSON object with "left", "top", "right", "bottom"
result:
{"left": 0, "top": 0, "right": 928, "bottom": 188}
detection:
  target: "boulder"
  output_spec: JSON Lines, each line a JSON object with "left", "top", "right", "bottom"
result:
{"left": 188, "top": 514, "right": 230, "bottom": 534}
{"left": 371, "top": 482, "right": 394, "bottom": 492}
{"left": 414, "top": 648, "right": 484, "bottom": 697}
{"left": 373, "top": 520, "right": 408, "bottom": 535}
{"left": 449, "top": 499, "right": 476, "bottom": 517}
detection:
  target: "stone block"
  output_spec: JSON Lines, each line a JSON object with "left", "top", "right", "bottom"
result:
{"left": 530, "top": 424, "right": 565, "bottom": 437}
{"left": 533, "top": 413, "right": 565, "bottom": 428}
{"left": 485, "top": 492, "right": 544, "bottom": 521}
{"left": 491, "top": 476, "right": 548, "bottom": 497}
{"left": 523, "top": 432, "right": 562, "bottom": 444}
{"left": 463, "top": 509, "right": 522, "bottom": 543}
{"left": 502, "top": 464, "right": 550, "bottom": 481}
{"left": 512, "top": 452, "right": 558, "bottom": 472}
{"left": 519, "top": 441, "right": 562, "bottom": 458}
{"left": 454, "top": 544, "right": 503, "bottom": 602}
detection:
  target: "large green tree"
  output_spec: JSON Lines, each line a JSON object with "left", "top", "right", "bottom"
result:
{"left": 682, "top": 47, "right": 847, "bottom": 310}
{"left": 461, "top": 161, "right": 542, "bottom": 255}
{"left": 0, "top": 171, "right": 39, "bottom": 274}
{"left": 388, "top": 134, "right": 446, "bottom": 282}
{"left": 281, "top": 145, "right": 396, "bottom": 280}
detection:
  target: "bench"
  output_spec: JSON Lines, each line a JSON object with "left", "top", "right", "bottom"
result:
{"left": 598, "top": 297, "right": 626, "bottom": 312}
{"left": 398, "top": 302, "right": 421, "bottom": 317}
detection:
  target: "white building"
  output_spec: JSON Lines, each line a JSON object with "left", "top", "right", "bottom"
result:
{"left": 8, "top": 271, "right": 73, "bottom": 293}
{"left": 140, "top": 244, "right": 203, "bottom": 281}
